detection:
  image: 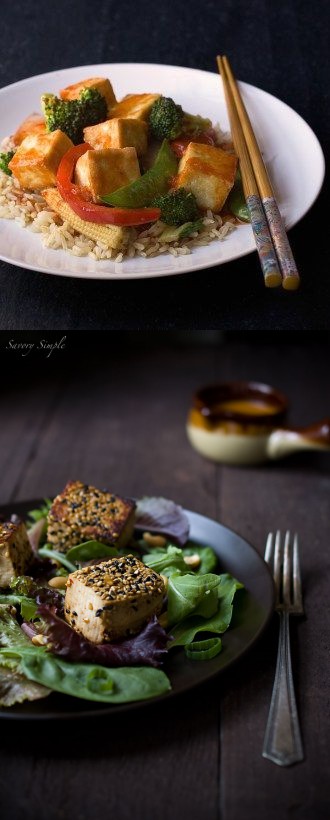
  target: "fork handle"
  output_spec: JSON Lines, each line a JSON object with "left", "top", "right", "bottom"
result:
{"left": 262, "top": 611, "right": 304, "bottom": 766}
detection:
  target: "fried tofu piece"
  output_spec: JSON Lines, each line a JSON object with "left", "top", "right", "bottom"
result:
{"left": 13, "top": 113, "right": 46, "bottom": 146}
{"left": 74, "top": 147, "right": 140, "bottom": 202}
{"left": 47, "top": 481, "right": 136, "bottom": 554}
{"left": 110, "top": 93, "right": 160, "bottom": 121}
{"left": 42, "top": 187, "right": 133, "bottom": 249}
{"left": 8, "top": 130, "right": 73, "bottom": 190}
{"left": 64, "top": 555, "right": 165, "bottom": 642}
{"left": 59, "top": 77, "right": 117, "bottom": 116}
{"left": 0, "top": 521, "right": 34, "bottom": 589}
{"left": 84, "top": 118, "right": 148, "bottom": 157}
{"left": 174, "top": 142, "right": 237, "bottom": 212}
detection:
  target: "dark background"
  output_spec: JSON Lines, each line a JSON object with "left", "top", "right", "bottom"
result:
{"left": 0, "top": 0, "right": 329, "bottom": 330}
{"left": 0, "top": 331, "right": 329, "bottom": 820}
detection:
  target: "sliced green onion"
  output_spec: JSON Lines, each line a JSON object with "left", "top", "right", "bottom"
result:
{"left": 184, "top": 637, "right": 222, "bottom": 661}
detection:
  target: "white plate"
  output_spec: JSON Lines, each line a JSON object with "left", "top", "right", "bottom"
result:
{"left": 0, "top": 63, "right": 325, "bottom": 281}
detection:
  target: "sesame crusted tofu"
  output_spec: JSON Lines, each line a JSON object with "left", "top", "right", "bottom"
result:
{"left": 174, "top": 142, "right": 237, "bottom": 213}
{"left": 0, "top": 520, "right": 34, "bottom": 589}
{"left": 64, "top": 555, "right": 165, "bottom": 642}
{"left": 47, "top": 481, "right": 136, "bottom": 553}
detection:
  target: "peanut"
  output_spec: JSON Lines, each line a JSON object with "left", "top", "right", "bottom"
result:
{"left": 143, "top": 532, "right": 167, "bottom": 548}
{"left": 32, "top": 634, "right": 48, "bottom": 646}
{"left": 183, "top": 554, "right": 201, "bottom": 569}
{"left": 48, "top": 575, "right": 67, "bottom": 589}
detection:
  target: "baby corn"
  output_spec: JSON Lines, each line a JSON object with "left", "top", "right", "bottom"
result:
{"left": 42, "top": 188, "right": 133, "bottom": 250}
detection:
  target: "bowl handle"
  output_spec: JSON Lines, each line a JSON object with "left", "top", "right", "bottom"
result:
{"left": 267, "top": 419, "right": 330, "bottom": 460}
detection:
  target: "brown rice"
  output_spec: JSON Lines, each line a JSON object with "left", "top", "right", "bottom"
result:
{"left": 0, "top": 168, "right": 236, "bottom": 264}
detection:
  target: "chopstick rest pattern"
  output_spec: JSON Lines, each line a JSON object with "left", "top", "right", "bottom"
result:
{"left": 262, "top": 197, "right": 300, "bottom": 290}
{"left": 246, "top": 195, "right": 283, "bottom": 287}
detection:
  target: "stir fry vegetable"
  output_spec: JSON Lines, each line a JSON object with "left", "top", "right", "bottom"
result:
{"left": 101, "top": 140, "right": 177, "bottom": 208}
{"left": 56, "top": 144, "right": 161, "bottom": 226}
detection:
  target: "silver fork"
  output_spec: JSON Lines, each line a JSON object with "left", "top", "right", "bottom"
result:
{"left": 263, "top": 531, "right": 304, "bottom": 766}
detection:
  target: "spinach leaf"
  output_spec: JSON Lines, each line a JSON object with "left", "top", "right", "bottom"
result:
{"left": 0, "top": 604, "right": 39, "bottom": 652}
{"left": 167, "top": 573, "right": 221, "bottom": 627}
{"left": 143, "top": 543, "right": 218, "bottom": 578}
{"left": 21, "top": 654, "right": 171, "bottom": 703}
{"left": 38, "top": 546, "right": 76, "bottom": 573}
{"left": 27, "top": 499, "right": 52, "bottom": 524}
{"left": 142, "top": 545, "right": 187, "bottom": 577}
{"left": 182, "top": 544, "right": 218, "bottom": 575}
{"left": 169, "top": 574, "right": 243, "bottom": 646}
{"left": 66, "top": 541, "right": 119, "bottom": 563}
{"left": 0, "top": 595, "right": 38, "bottom": 621}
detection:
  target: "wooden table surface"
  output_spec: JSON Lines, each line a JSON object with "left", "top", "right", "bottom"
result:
{"left": 0, "top": 334, "right": 329, "bottom": 820}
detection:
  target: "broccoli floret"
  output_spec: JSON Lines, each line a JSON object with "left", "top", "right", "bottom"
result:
{"left": 153, "top": 188, "right": 200, "bottom": 225}
{"left": 0, "top": 150, "right": 15, "bottom": 175}
{"left": 149, "top": 96, "right": 184, "bottom": 141}
{"left": 149, "top": 96, "right": 212, "bottom": 141}
{"left": 41, "top": 88, "right": 107, "bottom": 145}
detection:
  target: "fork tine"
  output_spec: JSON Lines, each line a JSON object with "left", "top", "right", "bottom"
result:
{"left": 264, "top": 532, "right": 274, "bottom": 564}
{"left": 283, "top": 531, "right": 291, "bottom": 607}
{"left": 273, "top": 530, "right": 282, "bottom": 605}
{"left": 293, "top": 533, "right": 303, "bottom": 612}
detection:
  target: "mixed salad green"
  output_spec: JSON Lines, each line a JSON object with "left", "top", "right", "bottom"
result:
{"left": 0, "top": 497, "right": 243, "bottom": 709}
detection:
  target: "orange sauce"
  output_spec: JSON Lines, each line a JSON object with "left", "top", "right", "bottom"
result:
{"left": 218, "top": 398, "right": 279, "bottom": 416}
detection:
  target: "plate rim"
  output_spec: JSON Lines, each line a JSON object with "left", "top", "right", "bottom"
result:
{"left": 0, "top": 62, "right": 325, "bottom": 281}
{"left": 0, "top": 497, "right": 275, "bottom": 721}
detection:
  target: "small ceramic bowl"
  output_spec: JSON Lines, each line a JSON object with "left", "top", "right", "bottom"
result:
{"left": 186, "top": 381, "right": 330, "bottom": 465}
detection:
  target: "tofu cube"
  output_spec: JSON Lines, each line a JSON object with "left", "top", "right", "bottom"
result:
{"left": 109, "top": 93, "right": 160, "bottom": 121}
{"left": 0, "top": 520, "right": 34, "bottom": 589}
{"left": 47, "top": 481, "right": 136, "bottom": 553}
{"left": 64, "top": 555, "right": 165, "bottom": 642}
{"left": 8, "top": 130, "right": 73, "bottom": 190}
{"left": 13, "top": 113, "right": 46, "bottom": 146}
{"left": 60, "top": 77, "right": 117, "bottom": 116}
{"left": 84, "top": 118, "right": 148, "bottom": 157}
{"left": 174, "top": 142, "right": 237, "bottom": 212}
{"left": 74, "top": 147, "right": 140, "bottom": 202}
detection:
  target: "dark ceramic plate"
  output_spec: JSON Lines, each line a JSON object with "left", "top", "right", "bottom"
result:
{"left": 0, "top": 499, "right": 275, "bottom": 720}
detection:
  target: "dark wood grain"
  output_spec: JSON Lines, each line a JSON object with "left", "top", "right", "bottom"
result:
{"left": 0, "top": 335, "right": 329, "bottom": 820}
{"left": 0, "top": 0, "right": 329, "bottom": 331}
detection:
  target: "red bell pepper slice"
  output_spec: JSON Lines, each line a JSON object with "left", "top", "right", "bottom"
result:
{"left": 56, "top": 144, "right": 161, "bottom": 226}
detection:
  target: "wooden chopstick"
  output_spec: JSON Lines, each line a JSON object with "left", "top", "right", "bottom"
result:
{"left": 219, "top": 55, "right": 300, "bottom": 291}
{"left": 217, "top": 56, "right": 282, "bottom": 289}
